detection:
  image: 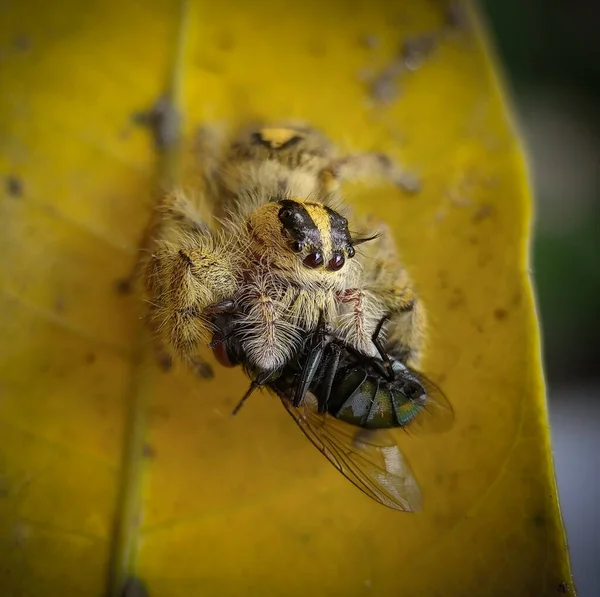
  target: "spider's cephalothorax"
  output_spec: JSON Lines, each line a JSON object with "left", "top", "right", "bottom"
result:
{"left": 138, "top": 121, "right": 425, "bottom": 376}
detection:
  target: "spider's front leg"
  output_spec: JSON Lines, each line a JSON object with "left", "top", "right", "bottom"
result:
{"left": 143, "top": 191, "right": 239, "bottom": 378}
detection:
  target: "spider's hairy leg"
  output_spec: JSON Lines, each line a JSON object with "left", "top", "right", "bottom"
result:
{"left": 319, "top": 151, "right": 420, "bottom": 196}
{"left": 143, "top": 191, "right": 239, "bottom": 378}
{"left": 337, "top": 217, "right": 426, "bottom": 367}
{"left": 146, "top": 238, "right": 239, "bottom": 379}
{"left": 238, "top": 282, "right": 304, "bottom": 373}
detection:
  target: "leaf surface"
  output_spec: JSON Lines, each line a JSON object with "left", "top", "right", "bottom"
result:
{"left": 0, "top": 1, "right": 573, "bottom": 595}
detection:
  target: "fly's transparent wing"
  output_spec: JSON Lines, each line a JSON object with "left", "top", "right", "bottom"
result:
{"left": 280, "top": 393, "right": 422, "bottom": 512}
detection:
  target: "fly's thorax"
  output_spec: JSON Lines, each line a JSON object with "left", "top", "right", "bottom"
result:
{"left": 246, "top": 199, "right": 358, "bottom": 281}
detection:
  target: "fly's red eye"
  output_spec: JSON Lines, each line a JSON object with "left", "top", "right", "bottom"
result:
{"left": 290, "top": 241, "right": 304, "bottom": 253}
{"left": 327, "top": 253, "right": 345, "bottom": 271}
{"left": 303, "top": 252, "right": 324, "bottom": 268}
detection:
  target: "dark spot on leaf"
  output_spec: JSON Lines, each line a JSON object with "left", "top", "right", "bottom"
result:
{"left": 115, "top": 277, "right": 132, "bottom": 294}
{"left": 6, "top": 175, "right": 23, "bottom": 198}
{"left": 465, "top": 423, "right": 482, "bottom": 437}
{"left": 445, "top": 2, "right": 469, "bottom": 30}
{"left": 216, "top": 32, "right": 234, "bottom": 51}
{"left": 493, "top": 307, "right": 508, "bottom": 321}
{"left": 361, "top": 34, "right": 379, "bottom": 49}
{"left": 473, "top": 203, "right": 494, "bottom": 222}
{"left": 158, "top": 353, "right": 173, "bottom": 372}
{"left": 149, "top": 405, "right": 171, "bottom": 422}
{"left": 54, "top": 295, "right": 66, "bottom": 314}
{"left": 447, "top": 288, "right": 466, "bottom": 310}
{"left": 132, "top": 95, "right": 180, "bottom": 150}
{"left": 532, "top": 514, "right": 546, "bottom": 528}
{"left": 468, "top": 235, "right": 478, "bottom": 245}
{"left": 192, "top": 359, "right": 214, "bottom": 379}
{"left": 84, "top": 352, "right": 96, "bottom": 365}
{"left": 297, "top": 531, "right": 313, "bottom": 544}
{"left": 402, "top": 34, "right": 438, "bottom": 71}
{"left": 557, "top": 581, "right": 570, "bottom": 594}
{"left": 13, "top": 34, "right": 31, "bottom": 52}
{"left": 142, "top": 444, "right": 156, "bottom": 459}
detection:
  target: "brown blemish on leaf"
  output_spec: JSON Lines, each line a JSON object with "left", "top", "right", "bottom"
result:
{"left": 361, "top": 34, "right": 379, "bottom": 50}
{"left": 115, "top": 277, "right": 133, "bottom": 295}
{"left": 54, "top": 294, "right": 66, "bottom": 314}
{"left": 13, "top": 34, "right": 31, "bottom": 52}
{"left": 402, "top": 34, "right": 438, "bottom": 71}
{"left": 84, "top": 352, "right": 97, "bottom": 364}
{"left": 6, "top": 175, "right": 23, "bottom": 197}
{"left": 531, "top": 514, "right": 546, "bottom": 528}
{"left": 493, "top": 307, "right": 508, "bottom": 321}
{"left": 447, "top": 287, "right": 466, "bottom": 310}
{"left": 148, "top": 405, "right": 171, "bottom": 422}
{"left": 132, "top": 95, "right": 180, "bottom": 150}
{"left": 468, "top": 235, "right": 478, "bottom": 245}
{"left": 473, "top": 203, "right": 494, "bottom": 222}
{"left": 216, "top": 32, "right": 235, "bottom": 51}
{"left": 142, "top": 444, "right": 156, "bottom": 459}
{"left": 444, "top": 1, "right": 469, "bottom": 31}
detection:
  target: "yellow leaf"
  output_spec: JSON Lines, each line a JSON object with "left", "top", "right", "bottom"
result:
{"left": 0, "top": 1, "right": 574, "bottom": 596}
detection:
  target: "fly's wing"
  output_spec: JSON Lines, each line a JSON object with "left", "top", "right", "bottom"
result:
{"left": 280, "top": 393, "right": 422, "bottom": 512}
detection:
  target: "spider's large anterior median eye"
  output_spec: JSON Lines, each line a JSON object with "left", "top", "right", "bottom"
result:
{"left": 290, "top": 240, "right": 304, "bottom": 253}
{"left": 327, "top": 253, "right": 345, "bottom": 271}
{"left": 303, "top": 252, "right": 324, "bottom": 268}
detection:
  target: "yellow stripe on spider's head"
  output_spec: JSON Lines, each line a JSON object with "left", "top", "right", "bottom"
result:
{"left": 303, "top": 202, "right": 332, "bottom": 259}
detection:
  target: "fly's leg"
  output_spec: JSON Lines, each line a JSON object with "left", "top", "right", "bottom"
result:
{"left": 316, "top": 342, "right": 342, "bottom": 413}
{"left": 232, "top": 369, "right": 279, "bottom": 416}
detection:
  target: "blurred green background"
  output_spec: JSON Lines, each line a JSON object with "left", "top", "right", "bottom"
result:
{"left": 482, "top": 1, "right": 600, "bottom": 595}
{"left": 483, "top": 0, "right": 600, "bottom": 383}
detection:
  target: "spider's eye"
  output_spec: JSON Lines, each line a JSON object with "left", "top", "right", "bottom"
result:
{"left": 279, "top": 208, "right": 293, "bottom": 220}
{"left": 346, "top": 245, "right": 356, "bottom": 258}
{"left": 290, "top": 241, "right": 304, "bottom": 253}
{"left": 303, "top": 252, "right": 324, "bottom": 268}
{"left": 327, "top": 253, "right": 345, "bottom": 271}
